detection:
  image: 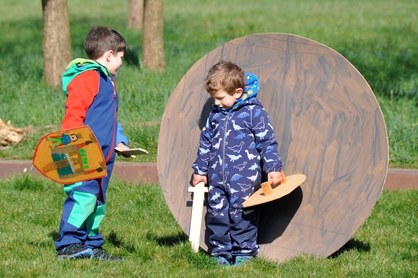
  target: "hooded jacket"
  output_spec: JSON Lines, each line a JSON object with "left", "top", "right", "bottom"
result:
{"left": 192, "top": 73, "right": 282, "bottom": 195}
{"left": 61, "top": 58, "right": 127, "bottom": 162}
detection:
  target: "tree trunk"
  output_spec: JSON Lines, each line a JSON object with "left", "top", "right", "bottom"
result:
{"left": 128, "top": 0, "right": 144, "bottom": 30}
{"left": 142, "top": 0, "right": 166, "bottom": 71}
{"left": 42, "top": 0, "right": 72, "bottom": 88}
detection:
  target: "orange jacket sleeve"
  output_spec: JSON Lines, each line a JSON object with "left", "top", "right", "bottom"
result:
{"left": 61, "top": 71, "right": 99, "bottom": 130}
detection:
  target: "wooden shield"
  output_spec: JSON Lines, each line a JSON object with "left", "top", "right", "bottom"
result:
{"left": 33, "top": 126, "right": 106, "bottom": 184}
{"left": 157, "top": 33, "right": 388, "bottom": 262}
{"left": 242, "top": 174, "right": 307, "bottom": 208}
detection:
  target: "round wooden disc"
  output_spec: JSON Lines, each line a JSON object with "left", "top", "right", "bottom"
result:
{"left": 243, "top": 174, "right": 306, "bottom": 208}
{"left": 157, "top": 33, "right": 388, "bottom": 262}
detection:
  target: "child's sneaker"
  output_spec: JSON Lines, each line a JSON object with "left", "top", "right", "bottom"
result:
{"left": 57, "top": 243, "right": 93, "bottom": 260}
{"left": 91, "top": 248, "right": 124, "bottom": 261}
{"left": 211, "top": 255, "right": 232, "bottom": 266}
{"left": 234, "top": 255, "right": 253, "bottom": 266}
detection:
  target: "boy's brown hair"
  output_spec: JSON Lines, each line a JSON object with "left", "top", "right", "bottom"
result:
{"left": 205, "top": 61, "right": 245, "bottom": 96}
{"left": 84, "top": 26, "right": 127, "bottom": 60}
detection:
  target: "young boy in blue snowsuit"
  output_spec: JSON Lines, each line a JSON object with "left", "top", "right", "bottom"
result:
{"left": 55, "top": 26, "right": 130, "bottom": 261}
{"left": 192, "top": 61, "right": 283, "bottom": 266}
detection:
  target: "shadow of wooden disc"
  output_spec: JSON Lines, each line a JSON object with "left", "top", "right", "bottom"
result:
{"left": 157, "top": 33, "right": 388, "bottom": 262}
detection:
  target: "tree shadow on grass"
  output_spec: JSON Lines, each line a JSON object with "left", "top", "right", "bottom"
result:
{"left": 329, "top": 238, "right": 371, "bottom": 259}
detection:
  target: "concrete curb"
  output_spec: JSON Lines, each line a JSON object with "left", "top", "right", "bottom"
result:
{"left": 0, "top": 160, "right": 417, "bottom": 190}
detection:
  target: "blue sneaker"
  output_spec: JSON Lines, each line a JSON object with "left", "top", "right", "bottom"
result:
{"left": 234, "top": 255, "right": 253, "bottom": 266}
{"left": 212, "top": 255, "right": 231, "bottom": 266}
{"left": 57, "top": 243, "right": 92, "bottom": 260}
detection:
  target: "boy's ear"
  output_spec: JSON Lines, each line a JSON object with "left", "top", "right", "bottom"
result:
{"left": 105, "top": 50, "right": 114, "bottom": 61}
{"left": 234, "top": 88, "right": 244, "bottom": 99}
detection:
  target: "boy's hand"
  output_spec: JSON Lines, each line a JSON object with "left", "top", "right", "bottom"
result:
{"left": 116, "top": 142, "right": 129, "bottom": 151}
{"left": 268, "top": 171, "right": 282, "bottom": 186}
{"left": 115, "top": 143, "right": 132, "bottom": 158}
{"left": 192, "top": 173, "right": 207, "bottom": 186}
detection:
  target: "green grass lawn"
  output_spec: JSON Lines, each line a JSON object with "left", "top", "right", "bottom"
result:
{"left": 0, "top": 0, "right": 417, "bottom": 168}
{"left": 0, "top": 175, "right": 416, "bottom": 277}
{"left": 0, "top": 1, "right": 417, "bottom": 275}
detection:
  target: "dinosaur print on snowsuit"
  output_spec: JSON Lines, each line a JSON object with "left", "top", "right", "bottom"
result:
{"left": 192, "top": 73, "right": 282, "bottom": 259}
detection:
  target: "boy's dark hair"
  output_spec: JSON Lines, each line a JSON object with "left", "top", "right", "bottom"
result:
{"left": 84, "top": 26, "right": 127, "bottom": 60}
{"left": 205, "top": 61, "right": 245, "bottom": 96}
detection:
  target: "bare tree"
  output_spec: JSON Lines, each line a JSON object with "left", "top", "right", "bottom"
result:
{"left": 142, "top": 0, "right": 166, "bottom": 71}
{"left": 128, "top": 0, "right": 144, "bottom": 30}
{"left": 42, "top": 0, "right": 72, "bottom": 88}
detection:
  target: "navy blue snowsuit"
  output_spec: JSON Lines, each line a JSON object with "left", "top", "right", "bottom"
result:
{"left": 192, "top": 73, "right": 282, "bottom": 258}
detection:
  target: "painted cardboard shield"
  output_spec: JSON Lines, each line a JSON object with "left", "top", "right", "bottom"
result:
{"left": 33, "top": 126, "right": 106, "bottom": 184}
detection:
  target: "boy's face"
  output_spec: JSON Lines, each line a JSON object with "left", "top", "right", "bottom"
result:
{"left": 212, "top": 88, "right": 243, "bottom": 109}
{"left": 107, "top": 51, "right": 124, "bottom": 75}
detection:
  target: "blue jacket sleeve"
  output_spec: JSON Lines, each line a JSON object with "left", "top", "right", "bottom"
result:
{"left": 116, "top": 121, "right": 129, "bottom": 146}
{"left": 251, "top": 107, "right": 282, "bottom": 173}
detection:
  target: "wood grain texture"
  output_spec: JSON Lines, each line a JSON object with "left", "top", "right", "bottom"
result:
{"left": 157, "top": 33, "right": 389, "bottom": 262}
